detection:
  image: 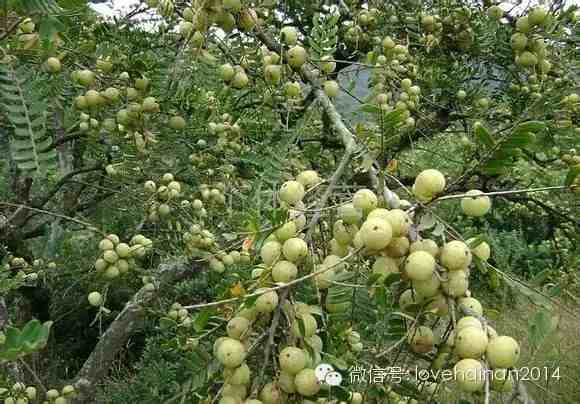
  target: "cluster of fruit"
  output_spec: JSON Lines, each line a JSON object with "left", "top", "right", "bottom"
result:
{"left": 2, "top": 256, "right": 56, "bottom": 282}
{"left": 94, "top": 233, "right": 153, "bottom": 279}
{"left": 0, "top": 383, "right": 75, "bottom": 404}
{"left": 342, "top": 8, "right": 381, "bottom": 50}
{"left": 511, "top": 7, "right": 552, "bottom": 74}
{"left": 209, "top": 113, "right": 246, "bottom": 154}
{"left": 144, "top": 174, "right": 183, "bottom": 222}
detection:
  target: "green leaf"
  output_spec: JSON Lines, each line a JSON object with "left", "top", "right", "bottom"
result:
{"left": 564, "top": 165, "right": 580, "bottom": 186}
{"left": 359, "top": 103, "right": 380, "bottom": 114}
{"left": 512, "top": 121, "right": 546, "bottom": 136}
{"left": 193, "top": 309, "right": 212, "bottom": 332}
{"left": 474, "top": 124, "right": 494, "bottom": 147}
{"left": 503, "top": 131, "right": 536, "bottom": 149}
{"left": 38, "top": 16, "right": 65, "bottom": 42}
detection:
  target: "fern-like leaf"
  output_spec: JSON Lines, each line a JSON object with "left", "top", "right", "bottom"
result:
{"left": 0, "top": 62, "right": 56, "bottom": 175}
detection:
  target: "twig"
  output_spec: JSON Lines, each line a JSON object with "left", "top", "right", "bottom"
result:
{"left": 431, "top": 185, "right": 571, "bottom": 203}
{"left": 19, "top": 358, "right": 47, "bottom": 396}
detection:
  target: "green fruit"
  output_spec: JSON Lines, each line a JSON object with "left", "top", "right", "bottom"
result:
{"left": 264, "top": 64, "right": 282, "bottom": 84}
{"left": 259, "top": 382, "right": 282, "bottom": 404}
{"left": 442, "top": 270, "right": 469, "bottom": 297}
{"left": 517, "top": 51, "right": 538, "bottom": 67}
{"left": 88, "top": 291, "right": 103, "bottom": 306}
{"left": 405, "top": 251, "right": 435, "bottom": 281}
{"left": 466, "top": 238, "right": 490, "bottom": 261}
{"left": 486, "top": 336, "right": 520, "bottom": 368}
{"left": 414, "top": 169, "right": 446, "bottom": 198}
{"left": 169, "top": 116, "right": 186, "bottom": 130}
{"left": 220, "top": 63, "right": 236, "bottom": 81}
{"left": 454, "top": 359, "right": 485, "bottom": 392}
{"left": 282, "top": 237, "right": 308, "bottom": 263}
{"left": 294, "top": 368, "right": 321, "bottom": 396}
{"left": 412, "top": 274, "right": 441, "bottom": 298}
{"left": 441, "top": 240, "right": 472, "bottom": 270}
{"left": 461, "top": 190, "right": 491, "bottom": 216}
{"left": 260, "top": 241, "right": 282, "bottom": 266}
{"left": 409, "top": 239, "right": 439, "bottom": 257}
{"left": 46, "top": 57, "right": 61, "bottom": 73}
{"left": 528, "top": 7, "right": 548, "bottom": 26}
{"left": 77, "top": 69, "right": 95, "bottom": 86}
{"left": 510, "top": 33, "right": 528, "bottom": 51}
{"left": 352, "top": 188, "right": 378, "bottom": 213}
{"left": 281, "top": 26, "right": 298, "bottom": 45}
{"left": 455, "top": 326, "right": 488, "bottom": 358}
{"left": 279, "top": 346, "right": 307, "bottom": 374}
{"left": 279, "top": 180, "right": 305, "bottom": 205}
{"left": 291, "top": 313, "right": 317, "bottom": 338}
{"left": 458, "top": 297, "right": 483, "bottom": 316}
{"left": 217, "top": 338, "right": 246, "bottom": 368}
{"left": 226, "top": 317, "right": 250, "bottom": 339}
{"left": 272, "top": 260, "right": 298, "bottom": 283}
{"left": 338, "top": 203, "right": 363, "bottom": 225}
{"left": 360, "top": 218, "right": 393, "bottom": 250}
{"left": 384, "top": 209, "right": 411, "bottom": 237}
{"left": 323, "top": 80, "right": 339, "bottom": 97}
{"left": 287, "top": 45, "right": 307, "bottom": 69}
{"left": 255, "top": 290, "right": 279, "bottom": 313}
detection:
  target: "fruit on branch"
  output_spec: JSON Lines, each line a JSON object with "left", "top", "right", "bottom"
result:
{"left": 410, "top": 239, "right": 439, "bottom": 257}
{"left": 442, "top": 270, "right": 469, "bottom": 297}
{"left": 278, "top": 180, "right": 305, "bottom": 205}
{"left": 405, "top": 251, "right": 436, "bottom": 281}
{"left": 255, "top": 290, "right": 279, "bottom": 313}
{"left": 353, "top": 188, "right": 378, "bottom": 214}
{"left": 291, "top": 313, "right": 317, "bottom": 338}
{"left": 486, "top": 336, "right": 520, "bottom": 368}
{"left": 360, "top": 218, "right": 393, "bottom": 250}
{"left": 490, "top": 368, "right": 515, "bottom": 392}
{"left": 282, "top": 237, "right": 308, "bottom": 263}
{"left": 287, "top": 46, "right": 308, "bottom": 70}
{"left": 279, "top": 346, "right": 307, "bottom": 374}
{"left": 466, "top": 238, "right": 491, "bottom": 261}
{"left": 339, "top": 203, "right": 363, "bottom": 225}
{"left": 412, "top": 273, "right": 440, "bottom": 298}
{"left": 46, "top": 57, "right": 61, "bottom": 73}
{"left": 281, "top": 26, "right": 298, "bottom": 46}
{"left": 413, "top": 169, "right": 446, "bottom": 201}
{"left": 272, "top": 260, "right": 298, "bottom": 283}
{"left": 383, "top": 209, "right": 411, "bottom": 237}
{"left": 461, "top": 190, "right": 491, "bottom": 217}
{"left": 455, "top": 325, "right": 488, "bottom": 358}
{"left": 216, "top": 338, "right": 246, "bottom": 368}
{"left": 294, "top": 368, "right": 321, "bottom": 396}
{"left": 220, "top": 63, "right": 236, "bottom": 82}
{"left": 323, "top": 80, "right": 339, "bottom": 98}
{"left": 454, "top": 358, "right": 485, "bottom": 392}
{"left": 458, "top": 297, "right": 483, "bottom": 316}
{"left": 296, "top": 170, "right": 320, "bottom": 188}
{"left": 226, "top": 317, "right": 250, "bottom": 339}
{"left": 441, "top": 240, "right": 472, "bottom": 270}
{"left": 87, "top": 291, "right": 103, "bottom": 307}
{"left": 320, "top": 55, "right": 336, "bottom": 74}
{"left": 260, "top": 241, "right": 282, "bottom": 266}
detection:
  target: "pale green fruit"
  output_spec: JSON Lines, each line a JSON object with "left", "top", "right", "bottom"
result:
{"left": 372, "top": 256, "right": 399, "bottom": 279}
{"left": 486, "top": 336, "right": 520, "bottom": 368}
{"left": 227, "top": 363, "right": 251, "bottom": 385}
{"left": 324, "top": 254, "right": 347, "bottom": 272}
{"left": 405, "top": 251, "right": 435, "bottom": 281}
{"left": 352, "top": 189, "right": 378, "bottom": 214}
{"left": 408, "top": 325, "right": 434, "bottom": 353}
{"left": 287, "top": 45, "right": 307, "bottom": 69}
{"left": 281, "top": 26, "right": 298, "bottom": 45}
{"left": 95, "top": 258, "right": 108, "bottom": 272}
{"left": 232, "top": 71, "right": 249, "bottom": 89}
{"left": 275, "top": 221, "right": 297, "bottom": 242}
{"left": 399, "top": 289, "right": 424, "bottom": 312}
{"left": 384, "top": 209, "right": 411, "bottom": 237}
{"left": 282, "top": 237, "right": 308, "bottom": 263}
{"left": 367, "top": 208, "right": 390, "bottom": 221}
{"left": 528, "top": 6, "right": 548, "bottom": 26}
{"left": 104, "top": 265, "right": 120, "bottom": 279}
{"left": 291, "top": 313, "right": 317, "bottom": 338}
{"left": 441, "top": 240, "right": 472, "bottom": 270}
{"left": 360, "top": 218, "right": 393, "bottom": 250}
{"left": 305, "top": 334, "right": 323, "bottom": 352}
{"left": 219, "top": 397, "right": 240, "bottom": 404}
{"left": 457, "top": 316, "right": 482, "bottom": 331}
{"left": 323, "top": 80, "right": 339, "bottom": 97}
{"left": 320, "top": 55, "right": 336, "bottom": 74}
{"left": 413, "top": 274, "right": 441, "bottom": 298}
{"left": 384, "top": 236, "right": 409, "bottom": 257}
{"left": 88, "top": 291, "right": 103, "bottom": 307}
{"left": 486, "top": 325, "right": 498, "bottom": 340}
{"left": 25, "top": 386, "right": 37, "bottom": 400}
{"left": 115, "top": 243, "right": 131, "bottom": 258}
{"left": 260, "top": 241, "right": 282, "bottom": 266}
{"left": 54, "top": 397, "right": 68, "bottom": 404}
{"left": 296, "top": 170, "right": 320, "bottom": 188}
{"left": 47, "top": 57, "right": 61, "bottom": 73}
{"left": 279, "top": 371, "right": 296, "bottom": 393}
{"left": 350, "top": 392, "right": 363, "bottom": 404}
{"left": 295, "top": 368, "right": 321, "bottom": 396}
{"left": 329, "top": 238, "right": 349, "bottom": 257}
{"left": 461, "top": 190, "right": 491, "bottom": 217}
{"left": 338, "top": 203, "right": 363, "bottom": 225}
{"left": 279, "top": 180, "right": 305, "bottom": 205}
{"left": 255, "top": 290, "right": 279, "bottom": 313}
{"left": 490, "top": 368, "right": 515, "bottom": 392}
{"left": 458, "top": 297, "right": 483, "bottom": 316}
{"left": 223, "top": 0, "right": 242, "bottom": 12}
{"left": 272, "top": 260, "right": 298, "bottom": 283}
{"left": 511, "top": 33, "right": 528, "bottom": 51}
{"left": 103, "top": 250, "right": 119, "bottom": 264}
{"left": 264, "top": 64, "right": 282, "bottom": 84}
{"left": 220, "top": 63, "right": 236, "bottom": 81}
{"left": 99, "top": 238, "right": 115, "bottom": 251}
{"left": 78, "top": 69, "right": 96, "bottom": 86}
{"left": 227, "top": 317, "right": 250, "bottom": 339}
{"left": 455, "top": 326, "right": 488, "bottom": 358}
{"left": 442, "top": 270, "right": 469, "bottom": 297}
{"left": 279, "top": 346, "right": 307, "bottom": 374}
{"left": 222, "top": 384, "right": 247, "bottom": 399}
{"left": 454, "top": 359, "right": 485, "bottom": 392}
{"left": 259, "top": 382, "right": 282, "bottom": 404}
{"left": 414, "top": 169, "right": 446, "bottom": 197}
{"left": 466, "top": 238, "right": 491, "bottom": 261}
{"left": 314, "top": 266, "right": 335, "bottom": 289}
{"left": 46, "top": 389, "right": 60, "bottom": 399}
{"left": 409, "top": 239, "right": 439, "bottom": 257}
{"left": 217, "top": 338, "right": 246, "bottom": 368}
{"left": 285, "top": 81, "right": 301, "bottom": 98}
{"left": 457, "top": 89, "right": 467, "bottom": 100}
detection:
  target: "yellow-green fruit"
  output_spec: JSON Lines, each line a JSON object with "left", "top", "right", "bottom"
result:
{"left": 372, "top": 256, "right": 399, "bottom": 279}
{"left": 219, "top": 396, "right": 239, "bottom": 404}
{"left": 259, "top": 382, "right": 282, "bottom": 404}
{"left": 414, "top": 169, "right": 446, "bottom": 197}
{"left": 294, "top": 368, "right": 321, "bottom": 396}
{"left": 210, "top": 258, "right": 226, "bottom": 273}
{"left": 490, "top": 368, "right": 515, "bottom": 392}
{"left": 285, "top": 81, "right": 301, "bottom": 98}
{"left": 287, "top": 45, "right": 308, "bottom": 69}
{"left": 225, "top": 363, "right": 250, "bottom": 385}
{"left": 279, "top": 180, "right": 305, "bottom": 205}
{"left": 264, "top": 64, "right": 282, "bottom": 84}
{"left": 222, "top": 0, "right": 241, "bottom": 13}
{"left": 88, "top": 291, "right": 103, "bottom": 307}
{"left": 405, "top": 251, "right": 436, "bottom": 281}
{"left": 457, "top": 316, "right": 482, "bottom": 331}
{"left": 260, "top": 241, "right": 282, "bottom": 266}
{"left": 413, "top": 274, "right": 441, "bottom": 298}
{"left": 220, "top": 63, "right": 236, "bottom": 81}
{"left": 46, "top": 57, "right": 61, "bottom": 73}
{"left": 296, "top": 170, "right": 320, "bottom": 188}
{"left": 320, "top": 55, "right": 336, "bottom": 74}
{"left": 352, "top": 188, "right": 378, "bottom": 214}
{"left": 279, "top": 346, "right": 307, "bottom": 374}
{"left": 169, "top": 116, "right": 186, "bottom": 130}
{"left": 409, "top": 239, "right": 439, "bottom": 257}
{"left": 458, "top": 297, "right": 483, "bottom": 316}
{"left": 487, "top": 5, "right": 503, "bottom": 19}
{"left": 486, "top": 336, "right": 520, "bottom": 368}
{"left": 282, "top": 237, "right": 308, "bottom": 263}
{"left": 78, "top": 69, "right": 96, "bottom": 86}
{"left": 528, "top": 7, "right": 548, "bottom": 26}
{"left": 255, "top": 290, "right": 279, "bottom": 313}
{"left": 466, "top": 238, "right": 491, "bottom": 261}
{"left": 329, "top": 238, "right": 349, "bottom": 257}
{"left": 323, "top": 80, "right": 339, "bottom": 97}
{"left": 332, "top": 221, "right": 355, "bottom": 245}
{"left": 226, "top": 317, "right": 250, "bottom": 339}
{"left": 441, "top": 240, "right": 472, "bottom": 270}
{"left": 384, "top": 209, "right": 411, "bottom": 237}
{"left": 454, "top": 359, "right": 485, "bottom": 392}
{"left": 279, "top": 371, "right": 296, "bottom": 393}
{"left": 314, "top": 266, "right": 335, "bottom": 289}
{"left": 103, "top": 250, "right": 119, "bottom": 264}
{"left": 272, "top": 260, "right": 298, "bottom": 283}
{"left": 455, "top": 326, "right": 488, "bottom": 359}
{"left": 99, "top": 238, "right": 115, "bottom": 251}
{"left": 275, "top": 221, "right": 297, "bottom": 242}
{"left": 291, "top": 313, "right": 317, "bottom": 338}
{"left": 360, "top": 218, "right": 393, "bottom": 250}
{"left": 281, "top": 26, "right": 298, "bottom": 45}
{"left": 238, "top": 8, "right": 258, "bottom": 32}
{"left": 217, "top": 338, "right": 246, "bottom": 368}
{"left": 442, "top": 270, "right": 469, "bottom": 297}
{"left": 511, "top": 33, "right": 528, "bottom": 51}
{"left": 408, "top": 326, "right": 435, "bottom": 353}
{"left": 338, "top": 203, "right": 363, "bottom": 225}
{"left": 384, "top": 236, "right": 409, "bottom": 257}
{"left": 516, "top": 16, "right": 531, "bottom": 32}
{"left": 232, "top": 71, "right": 249, "bottom": 89}
{"left": 461, "top": 190, "right": 491, "bottom": 217}
{"left": 367, "top": 208, "right": 389, "bottom": 221}
{"left": 399, "top": 289, "right": 424, "bottom": 312}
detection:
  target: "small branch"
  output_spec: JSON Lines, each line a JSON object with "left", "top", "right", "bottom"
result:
{"left": 20, "top": 358, "right": 48, "bottom": 396}
{"left": 431, "top": 185, "right": 571, "bottom": 203}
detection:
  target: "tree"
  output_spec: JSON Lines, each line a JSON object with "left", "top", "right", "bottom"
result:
{"left": 0, "top": 0, "right": 579, "bottom": 403}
